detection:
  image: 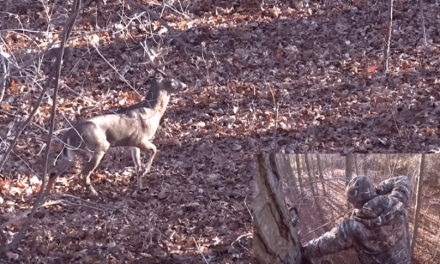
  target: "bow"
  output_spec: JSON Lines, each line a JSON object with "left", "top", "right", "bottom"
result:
{"left": 290, "top": 207, "right": 315, "bottom": 264}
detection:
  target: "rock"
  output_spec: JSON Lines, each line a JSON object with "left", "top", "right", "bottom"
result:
{"left": 158, "top": 190, "right": 168, "bottom": 200}
{"left": 208, "top": 173, "right": 220, "bottom": 181}
{"left": 5, "top": 251, "right": 19, "bottom": 261}
{"left": 185, "top": 202, "right": 200, "bottom": 211}
{"left": 231, "top": 143, "right": 242, "bottom": 151}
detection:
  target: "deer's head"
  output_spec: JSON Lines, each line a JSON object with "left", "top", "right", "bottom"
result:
{"left": 152, "top": 71, "right": 187, "bottom": 94}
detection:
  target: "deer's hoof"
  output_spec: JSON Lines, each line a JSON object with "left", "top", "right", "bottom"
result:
{"left": 138, "top": 179, "right": 149, "bottom": 190}
{"left": 88, "top": 187, "right": 99, "bottom": 196}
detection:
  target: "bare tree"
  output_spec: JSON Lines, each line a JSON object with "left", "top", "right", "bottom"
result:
{"left": 0, "top": 0, "right": 94, "bottom": 254}
{"left": 304, "top": 154, "right": 329, "bottom": 233}
{"left": 345, "top": 154, "right": 354, "bottom": 209}
{"left": 296, "top": 154, "right": 304, "bottom": 193}
{"left": 252, "top": 154, "right": 303, "bottom": 264}
{"left": 419, "top": 0, "right": 429, "bottom": 50}
{"left": 411, "top": 153, "right": 425, "bottom": 259}
{"left": 383, "top": 0, "right": 394, "bottom": 74}
{"left": 345, "top": 154, "right": 354, "bottom": 185}
{"left": 363, "top": 154, "right": 369, "bottom": 175}
{"left": 277, "top": 154, "right": 300, "bottom": 197}
{"left": 354, "top": 154, "right": 359, "bottom": 176}
{"left": 304, "top": 154, "right": 316, "bottom": 196}
{"left": 316, "top": 155, "right": 326, "bottom": 196}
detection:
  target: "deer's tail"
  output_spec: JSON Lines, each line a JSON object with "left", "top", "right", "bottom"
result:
{"left": 61, "top": 127, "right": 82, "bottom": 159}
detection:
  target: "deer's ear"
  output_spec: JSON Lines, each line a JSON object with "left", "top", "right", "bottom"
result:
{"left": 154, "top": 72, "right": 164, "bottom": 82}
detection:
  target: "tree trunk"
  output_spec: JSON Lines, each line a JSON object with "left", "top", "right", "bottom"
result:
{"left": 311, "top": 155, "right": 318, "bottom": 194}
{"left": 304, "top": 154, "right": 329, "bottom": 232}
{"left": 304, "top": 154, "right": 316, "bottom": 196}
{"left": 345, "top": 154, "right": 353, "bottom": 186}
{"left": 252, "top": 153, "right": 303, "bottom": 264}
{"left": 383, "top": 0, "right": 394, "bottom": 74}
{"left": 386, "top": 154, "right": 395, "bottom": 177}
{"left": 281, "top": 154, "right": 300, "bottom": 197}
{"left": 316, "top": 154, "right": 327, "bottom": 196}
{"left": 354, "top": 154, "right": 359, "bottom": 176}
{"left": 316, "top": 155, "right": 326, "bottom": 196}
{"left": 345, "top": 154, "right": 354, "bottom": 209}
{"left": 411, "top": 153, "right": 425, "bottom": 259}
{"left": 296, "top": 154, "right": 303, "bottom": 194}
{"left": 363, "top": 154, "right": 369, "bottom": 175}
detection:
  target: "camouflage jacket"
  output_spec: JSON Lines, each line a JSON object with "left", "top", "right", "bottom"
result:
{"left": 305, "top": 176, "right": 412, "bottom": 264}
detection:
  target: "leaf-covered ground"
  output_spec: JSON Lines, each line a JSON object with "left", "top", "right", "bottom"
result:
{"left": 1, "top": 0, "right": 440, "bottom": 263}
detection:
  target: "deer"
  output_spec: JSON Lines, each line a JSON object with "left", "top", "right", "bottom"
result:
{"left": 48, "top": 54, "right": 187, "bottom": 196}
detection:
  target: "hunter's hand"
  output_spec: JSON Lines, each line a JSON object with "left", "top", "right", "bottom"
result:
{"left": 300, "top": 245, "right": 308, "bottom": 256}
{"left": 301, "top": 245, "right": 315, "bottom": 264}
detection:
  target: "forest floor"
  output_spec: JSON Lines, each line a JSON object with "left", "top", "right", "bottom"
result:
{"left": 1, "top": 0, "right": 440, "bottom": 263}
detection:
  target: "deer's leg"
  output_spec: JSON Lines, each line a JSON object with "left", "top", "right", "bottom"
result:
{"left": 130, "top": 147, "right": 142, "bottom": 172}
{"left": 46, "top": 159, "right": 74, "bottom": 197}
{"left": 135, "top": 141, "right": 157, "bottom": 189}
{"left": 46, "top": 148, "right": 75, "bottom": 197}
{"left": 141, "top": 141, "right": 157, "bottom": 174}
{"left": 81, "top": 151, "right": 106, "bottom": 195}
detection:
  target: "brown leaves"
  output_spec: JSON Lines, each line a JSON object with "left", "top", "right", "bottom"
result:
{"left": 118, "top": 92, "right": 140, "bottom": 106}
{"left": 1, "top": 102, "right": 10, "bottom": 110}
{"left": 50, "top": 140, "right": 63, "bottom": 152}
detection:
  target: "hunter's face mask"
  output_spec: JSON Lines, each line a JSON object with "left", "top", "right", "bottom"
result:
{"left": 346, "top": 176, "right": 378, "bottom": 209}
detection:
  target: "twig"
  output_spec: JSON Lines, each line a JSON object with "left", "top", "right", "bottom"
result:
{"left": 50, "top": 194, "right": 120, "bottom": 211}
{"left": 419, "top": 0, "right": 429, "bottom": 51}
{"left": 243, "top": 195, "right": 253, "bottom": 222}
{"left": 0, "top": 137, "right": 38, "bottom": 175}
{"left": 0, "top": 200, "right": 64, "bottom": 229}
{"left": 0, "top": 41, "right": 61, "bottom": 87}
{"left": 383, "top": 0, "right": 394, "bottom": 74}
{"left": 0, "top": 230, "right": 7, "bottom": 245}
{"left": 231, "top": 232, "right": 252, "bottom": 251}
{"left": 0, "top": 46, "right": 9, "bottom": 104}
{"left": 126, "top": 0, "right": 229, "bottom": 57}
{"left": 52, "top": 198, "right": 108, "bottom": 212}
{"left": 0, "top": 70, "right": 55, "bottom": 172}
{"left": 192, "top": 237, "right": 209, "bottom": 264}
{"left": 0, "top": 0, "right": 94, "bottom": 254}
{"left": 432, "top": 225, "right": 440, "bottom": 260}
{"left": 273, "top": 102, "right": 279, "bottom": 151}
{"left": 268, "top": 85, "right": 278, "bottom": 152}
{"left": 87, "top": 37, "right": 141, "bottom": 97}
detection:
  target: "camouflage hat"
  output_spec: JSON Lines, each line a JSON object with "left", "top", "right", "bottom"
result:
{"left": 346, "top": 176, "right": 377, "bottom": 209}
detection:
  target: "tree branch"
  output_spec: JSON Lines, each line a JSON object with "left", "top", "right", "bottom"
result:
{"left": 126, "top": 0, "right": 230, "bottom": 57}
{"left": 0, "top": 0, "right": 94, "bottom": 254}
{"left": 383, "top": 0, "right": 394, "bottom": 74}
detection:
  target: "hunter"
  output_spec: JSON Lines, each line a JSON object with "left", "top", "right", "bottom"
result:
{"left": 304, "top": 175, "right": 412, "bottom": 264}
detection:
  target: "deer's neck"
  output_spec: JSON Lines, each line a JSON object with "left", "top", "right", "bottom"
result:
{"left": 144, "top": 89, "right": 170, "bottom": 116}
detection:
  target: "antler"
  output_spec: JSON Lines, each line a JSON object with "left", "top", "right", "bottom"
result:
{"left": 140, "top": 41, "right": 177, "bottom": 76}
